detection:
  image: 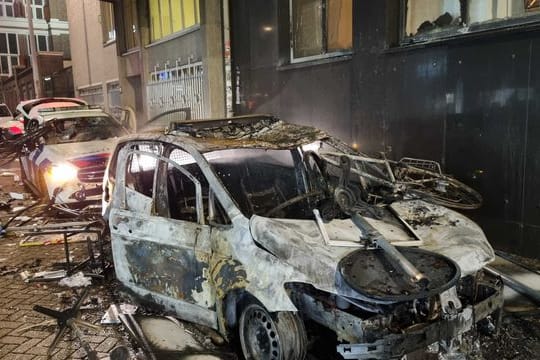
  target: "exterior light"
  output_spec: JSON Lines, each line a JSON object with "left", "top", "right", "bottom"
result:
{"left": 48, "top": 163, "right": 78, "bottom": 183}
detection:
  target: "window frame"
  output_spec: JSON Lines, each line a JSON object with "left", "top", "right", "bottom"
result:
{"left": 148, "top": 0, "right": 200, "bottom": 44}
{"left": 0, "top": 0, "right": 14, "bottom": 18}
{"left": 121, "top": 0, "right": 139, "bottom": 52}
{"left": 156, "top": 145, "right": 232, "bottom": 226}
{"left": 0, "top": 32, "right": 18, "bottom": 76}
{"left": 100, "top": 1, "right": 116, "bottom": 45}
{"left": 32, "top": 0, "right": 44, "bottom": 20}
{"left": 288, "top": 0, "right": 353, "bottom": 64}
{"left": 400, "top": 0, "right": 540, "bottom": 46}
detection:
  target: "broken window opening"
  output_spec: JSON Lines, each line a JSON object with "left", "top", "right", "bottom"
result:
{"left": 125, "top": 144, "right": 161, "bottom": 200}
{"left": 205, "top": 148, "right": 311, "bottom": 219}
{"left": 403, "top": 0, "right": 540, "bottom": 41}
{"left": 165, "top": 148, "right": 206, "bottom": 223}
{"left": 159, "top": 147, "right": 231, "bottom": 225}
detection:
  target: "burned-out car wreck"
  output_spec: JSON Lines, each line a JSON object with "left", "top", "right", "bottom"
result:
{"left": 103, "top": 115, "right": 503, "bottom": 360}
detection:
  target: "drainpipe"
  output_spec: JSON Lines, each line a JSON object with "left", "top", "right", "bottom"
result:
{"left": 81, "top": 0, "right": 92, "bottom": 86}
{"left": 25, "top": 0, "right": 43, "bottom": 98}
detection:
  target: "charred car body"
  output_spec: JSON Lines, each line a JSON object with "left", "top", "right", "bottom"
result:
{"left": 19, "top": 106, "right": 128, "bottom": 204}
{"left": 103, "top": 115, "right": 502, "bottom": 359}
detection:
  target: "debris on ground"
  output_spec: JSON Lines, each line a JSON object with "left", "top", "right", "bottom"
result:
{"left": 32, "top": 289, "right": 102, "bottom": 359}
{"left": 21, "top": 269, "right": 67, "bottom": 282}
{"left": 101, "top": 303, "right": 139, "bottom": 325}
{"left": 59, "top": 271, "right": 92, "bottom": 287}
{"left": 9, "top": 191, "right": 24, "bottom": 200}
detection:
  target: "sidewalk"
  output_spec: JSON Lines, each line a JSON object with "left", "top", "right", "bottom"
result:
{"left": 0, "top": 166, "right": 123, "bottom": 359}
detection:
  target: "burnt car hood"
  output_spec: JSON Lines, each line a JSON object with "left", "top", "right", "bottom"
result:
{"left": 41, "top": 139, "right": 115, "bottom": 163}
{"left": 249, "top": 199, "right": 494, "bottom": 300}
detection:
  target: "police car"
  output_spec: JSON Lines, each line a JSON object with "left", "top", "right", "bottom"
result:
{"left": 20, "top": 105, "right": 128, "bottom": 204}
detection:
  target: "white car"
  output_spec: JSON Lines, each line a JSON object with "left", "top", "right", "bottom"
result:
{"left": 0, "top": 103, "right": 13, "bottom": 126}
{"left": 0, "top": 103, "right": 23, "bottom": 135}
{"left": 14, "top": 97, "right": 87, "bottom": 131}
{"left": 20, "top": 106, "right": 128, "bottom": 204}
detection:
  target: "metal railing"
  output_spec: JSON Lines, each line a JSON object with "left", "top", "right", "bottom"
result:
{"left": 147, "top": 61, "right": 207, "bottom": 122}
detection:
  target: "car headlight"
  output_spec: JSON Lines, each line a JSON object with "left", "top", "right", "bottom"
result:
{"left": 48, "top": 163, "right": 78, "bottom": 183}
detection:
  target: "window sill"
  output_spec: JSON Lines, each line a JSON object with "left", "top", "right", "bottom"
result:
{"left": 121, "top": 48, "right": 140, "bottom": 57}
{"left": 145, "top": 25, "right": 200, "bottom": 48}
{"left": 103, "top": 39, "right": 116, "bottom": 48}
{"left": 278, "top": 53, "right": 353, "bottom": 71}
{"left": 389, "top": 15, "right": 540, "bottom": 53}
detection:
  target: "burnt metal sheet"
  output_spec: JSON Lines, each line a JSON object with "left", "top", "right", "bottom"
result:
{"left": 125, "top": 241, "right": 207, "bottom": 303}
{"left": 338, "top": 247, "right": 460, "bottom": 302}
{"left": 132, "top": 116, "right": 329, "bottom": 152}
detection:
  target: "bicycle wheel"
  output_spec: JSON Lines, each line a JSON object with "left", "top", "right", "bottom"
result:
{"left": 404, "top": 175, "right": 482, "bottom": 210}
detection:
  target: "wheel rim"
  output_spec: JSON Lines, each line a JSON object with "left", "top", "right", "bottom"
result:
{"left": 240, "top": 304, "right": 281, "bottom": 360}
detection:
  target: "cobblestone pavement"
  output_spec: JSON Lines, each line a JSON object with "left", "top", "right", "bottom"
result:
{"left": 0, "top": 165, "right": 125, "bottom": 359}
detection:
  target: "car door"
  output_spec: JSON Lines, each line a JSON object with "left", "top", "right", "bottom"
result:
{"left": 109, "top": 141, "right": 217, "bottom": 329}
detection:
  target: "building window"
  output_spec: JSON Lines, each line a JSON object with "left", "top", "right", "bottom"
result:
{"left": 149, "top": 0, "right": 200, "bottom": 42}
{"left": 26, "top": 34, "right": 48, "bottom": 53}
{"left": 0, "top": 0, "right": 14, "bottom": 17}
{"left": 101, "top": 2, "right": 116, "bottom": 44}
{"left": 0, "top": 33, "right": 18, "bottom": 76}
{"left": 403, "top": 0, "right": 540, "bottom": 41}
{"left": 290, "top": 0, "right": 352, "bottom": 63}
{"left": 123, "top": 0, "right": 139, "bottom": 50}
{"left": 32, "top": 0, "right": 44, "bottom": 19}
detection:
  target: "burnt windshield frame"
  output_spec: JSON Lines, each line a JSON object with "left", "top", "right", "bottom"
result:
{"left": 44, "top": 116, "right": 128, "bottom": 145}
{"left": 204, "top": 147, "right": 310, "bottom": 219}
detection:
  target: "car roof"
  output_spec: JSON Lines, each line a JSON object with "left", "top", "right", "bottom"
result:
{"left": 122, "top": 114, "right": 329, "bottom": 152}
{"left": 39, "top": 108, "right": 112, "bottom": 121}
{"left": 18, "top": 98, "right": 87, "bottom": 114}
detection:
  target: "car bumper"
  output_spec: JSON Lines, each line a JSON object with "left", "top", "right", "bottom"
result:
{"left": 336, "top": 277, "right": 504, "bottom": 359}
{"left": 52, "top": 182, "right": 103, "bottom": 204}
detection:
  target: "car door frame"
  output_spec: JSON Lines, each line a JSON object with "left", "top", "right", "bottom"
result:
{"left": 109, "top": 140, "right": 218, "bottom": 328}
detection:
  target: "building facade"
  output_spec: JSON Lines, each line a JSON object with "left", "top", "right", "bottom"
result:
{"left": 66, "top": 0, "right": 121, "bottom": 120}
{"left": 68, "top": 0, "right": 226, "bottom": 130}
{"left": 0, "top": 0, "right": 72, "bottom": 109}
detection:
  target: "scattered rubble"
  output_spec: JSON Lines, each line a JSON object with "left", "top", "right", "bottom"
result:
{"left": 59, "top": 271, "right": 92, "bottom": 288}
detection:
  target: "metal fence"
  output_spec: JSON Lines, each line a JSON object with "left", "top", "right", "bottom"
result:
{"left": 146, "top": 61, "right": 207, "bottom": 124}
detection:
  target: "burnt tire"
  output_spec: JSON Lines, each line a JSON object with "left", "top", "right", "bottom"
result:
{"left": 239, "top": 303, "right": 307, "bottom": 360}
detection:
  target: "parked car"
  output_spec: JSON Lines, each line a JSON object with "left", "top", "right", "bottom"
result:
{"left": 0, "top": 103, "right": 13, "bottom": 126}
{"left": 14, "top": 97, "right": 87, "bottom": 131}
{"left": 103, "top": 115, "right": 502, "bottom": 360}
{"left": 0, "top": 103, "right": 23, "bottom": 136}
{"left": 20, "top": 105, "right": 128, "bottom": 204}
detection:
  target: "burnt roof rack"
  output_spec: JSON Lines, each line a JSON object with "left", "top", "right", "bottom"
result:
{"left": 166, "top": 114, "right": 278, "bottom": 136}
{"left": 38, "top": 105, "right": 104, "bottom": 113}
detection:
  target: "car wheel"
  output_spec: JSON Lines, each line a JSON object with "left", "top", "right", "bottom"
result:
{"left": 239, "top": 303, "right": 307, "bottom": 360}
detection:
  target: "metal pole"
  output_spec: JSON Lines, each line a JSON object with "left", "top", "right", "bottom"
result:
{"left": 25, "top": 0, "right": 43, "bottom": 98}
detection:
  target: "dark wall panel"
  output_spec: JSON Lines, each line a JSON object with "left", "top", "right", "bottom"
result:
{"left": 279, "top": 64, "right": 352, "bottom": 142}
{"left": 383, "top": 50, "right": 448, "bottom": 163}
{"left": 522, "top": 38, "right": 540, "bottom": 255}
{"left": 445, "top": 39, "right": 530, "bottom": 252}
